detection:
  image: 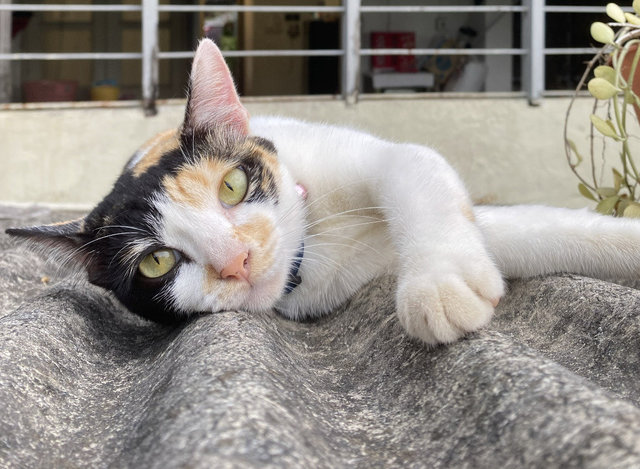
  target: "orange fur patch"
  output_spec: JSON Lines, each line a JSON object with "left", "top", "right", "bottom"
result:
{"left": 163, "top": 159, "right": 228, "bottom": 208}
{"left": 204, "top": 264, "right": 220, "bottom": 292}
{"left": 132, "top": 129, "right": 180, "bottom": 177}
{"left": 242, "top": 140, "right": 278, "bottom": 167}
{"left": 241, "top": 141, "right": 281, "bottom": 194}
{"left": 235, "top": 215, "right": 275, "bottom": 276}
{"left": 203, "top": 264, "right": 238, "bottom": 298}
{"left": 235, "top": 215, "right": 273, "bottom": 248}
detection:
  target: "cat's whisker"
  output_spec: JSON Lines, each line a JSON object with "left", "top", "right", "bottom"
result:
{"left": 274, "top": 178, "right": 390, "bottom": 227}
{"left": 277, "top": 207, "right": 390, "bottom": 241}
{"left": 293, "top": 176, "right": 386, "bottom": 211}
{"left": 303, "top": 218, "right": 395, "bottom": 238}
{"left": 294, "top": 251, "right": 343, "bottom": 271}
{"left": 108, "top": 237, "right": 157, "bottom": 274}
{"left": 98, "top": 224, "right": 151, "bottom": 235}
{"left": 303, "top": 214, "right": 382, "bottom": 231}
{"left": 304, "top": 219, "right": 390, "bottom": 238}
{"left": 49, "top": 246, "right": 99, "bottom": 281}
{"left": 303, "top": 232, "right": 382, "bottom": 255}
{"left": 57, "top": 231, "right": 143, "bottom": 274}
{"left": 288, "top": 256, "right": 335, "bottom": 272}
{"left": 301, "top": 206, "right": 389, "bottom": 230}
{"left": 303, "top": 217, "right": 388, "bottom": 234}
{"left": 303, "top": 240, "right": 374, "bottom": 253}
{"left": 77, "top": 231, "right": 141, "bottom": 252}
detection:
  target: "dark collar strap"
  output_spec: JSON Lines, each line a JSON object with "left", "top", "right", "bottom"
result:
{"left": 284, "top": 242, "right": 304, "bottom": 294}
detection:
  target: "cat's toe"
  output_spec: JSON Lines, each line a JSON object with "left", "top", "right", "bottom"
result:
{"left": 396, "top": 269, "right": 504, "bottom": 345}
{"left": 396, "top": 280, "right": 463, "bottom": 344}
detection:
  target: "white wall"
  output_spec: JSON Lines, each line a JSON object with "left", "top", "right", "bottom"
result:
{"left": 0, "top": 96, "right": 598, "bottom": 210}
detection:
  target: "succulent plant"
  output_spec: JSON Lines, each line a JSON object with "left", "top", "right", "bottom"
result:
{"left": 565, "top": 1, "right": 640, "bottom": 216}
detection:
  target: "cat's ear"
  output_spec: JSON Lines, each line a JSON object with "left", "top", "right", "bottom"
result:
{"left": 182, "top": 38, "right": 250, "bottom": 136}
{"left": 5, "top": 218, "right": 92, "bottom": 265}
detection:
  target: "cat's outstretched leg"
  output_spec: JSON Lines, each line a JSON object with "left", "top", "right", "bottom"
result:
{"left": 372, "top": 142, "right": 505, "bottom": 345}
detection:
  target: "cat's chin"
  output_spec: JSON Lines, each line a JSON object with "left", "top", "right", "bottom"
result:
{"left": 190, "top": 265, "right": 289, "bottom": 315}
{"left": 238, "top": 268, "right": 290, "bottom": 313}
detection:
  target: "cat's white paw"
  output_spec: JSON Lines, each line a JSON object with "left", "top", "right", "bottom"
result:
{"left": 396, "top": 260, "right": 504, "bottom": 345}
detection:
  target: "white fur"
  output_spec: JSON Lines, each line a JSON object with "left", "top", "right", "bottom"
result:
{"left": 251, "top": 116, "right": 504, "bottom": 344}
{"left": 147, "top": 39, "right": 640, "bottom": 346}
{"left": 246, "top": 116, "right": 640, "bottom": 345}
{"left": 145, "top": 115, "right": 640, "bottom": 346}
{"left": 474, "top": 205, "right": 640, "bottom": 279}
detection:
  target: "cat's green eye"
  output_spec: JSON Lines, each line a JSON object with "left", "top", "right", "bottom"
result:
{"left": 219, "top": 167, "right": 248, "bottom": 207}
{"left": 138, "top": 249, "right": 178, "bottom": 279}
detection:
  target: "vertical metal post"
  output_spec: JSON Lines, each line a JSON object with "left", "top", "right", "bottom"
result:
{"left": 341, "top": 0, "right": 360, "bottom": 104}
{"left": 522, "top": 0, "right": 545, "bottom": 105}
{"left": 0, "top": 0, "right": 11, "bottom": 102}
{"left": 142, "top": 0, "right": 159, "bottom": 115}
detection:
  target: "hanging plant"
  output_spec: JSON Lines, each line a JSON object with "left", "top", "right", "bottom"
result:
{"left": 565, "top": 1, "right": 640, "bottom": 216}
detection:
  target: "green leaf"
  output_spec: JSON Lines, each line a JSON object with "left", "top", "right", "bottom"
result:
{"left": 634, "top": 0, "right": 640, "bottom": 16}
{"left": 613, "top": 167, "right": 624, "bottom": 191}
{"left": 594, "top": 65, "right": 617, "bottom": 84}
{"left": 625, "top": 12, "right": 640, "bottom": 25}
{"left": 578, "top": 183, "right": 597, "bottom": 201}
{"left": 606, "top": 3, "right": 626, "bottom": 23}
{"left": 617, "top": 197, "right": 630, "bottom": 215}
{"left": 596, "top": 195, "right": 620, "bottom": 215}
{"left": 596, "top": 186, "right": 619, "bottom": 197}
{"left": 567, "top": 139, "right": 584, "bottom": 166}
{"left": 588, "top": 77, "right": 620, "bottom": 99}
{"left": 624, "top": 202, "right": 640, "bottom": 217}
{"left": 590, "top": 114, "right": 620, "bottom": 139}
{"left": 590, "top": 22, "right": 615, "bottom": 44}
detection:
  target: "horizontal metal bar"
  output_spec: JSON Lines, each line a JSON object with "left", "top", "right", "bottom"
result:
{"left": 360, "top": 5, "right": 525, "bottom": 13}
{"left": 0, "top": 4, "right": 344, "bottom": 13}
{"left": 0, "top": 4, "right": 141, "bottom": 12}
{"left": 0, "top": 92, "right": 536, "bottom": 112}
{"left": 544, "top": 6, "right": 632, "bottom": 13}
{"left": 158, "top": 49, "right": 343, "bottom": 59}
{"left": 1, "top": 4, "right": 625, "bottom": 15}
{"left": 0, "top": 48, "right": 602, "bottom": 61}
{"left": 544, "top": 47, "right": 600, "bottom": 55}
{"left": 360, "top": 48, "right": 526, "bottom": 56}
{"left": 0, "top": 52, "right": 142, "bottom": 60}
{"left": 157, "top": 5, "right": 344, "bottom": 13}
{"left": 362, "top": 47, "right": 602, "bottom": 56}
{"left": 543, "top": 89, "right": 591, "bottom": 97}
{"left": 360, "top": 91, "right": 528, "bottom": 100}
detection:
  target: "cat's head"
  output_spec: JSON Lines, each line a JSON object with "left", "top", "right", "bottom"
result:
{"left": 6, "top": 39, "right": 306, "bottom": 323}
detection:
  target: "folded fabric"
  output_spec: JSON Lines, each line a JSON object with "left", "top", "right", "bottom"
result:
{"left": 2, "top": 206, "right": 639, "bottom": 468}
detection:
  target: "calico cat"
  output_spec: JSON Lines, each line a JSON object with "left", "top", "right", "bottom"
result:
{"left": 8, "top": 39, "right": 640, "bottom": 345}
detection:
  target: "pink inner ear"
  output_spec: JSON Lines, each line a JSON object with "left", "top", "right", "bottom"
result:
{"left": 188, "top": 39, "right": 250, "bottom": 136}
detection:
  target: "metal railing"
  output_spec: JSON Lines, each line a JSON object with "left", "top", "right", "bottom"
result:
{"left": 0, "top": 2, "right": 609, "bottom": 113}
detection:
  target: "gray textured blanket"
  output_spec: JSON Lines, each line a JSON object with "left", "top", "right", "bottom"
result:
{"left": 2, "top": 205, "right": 640, "bottom": 468}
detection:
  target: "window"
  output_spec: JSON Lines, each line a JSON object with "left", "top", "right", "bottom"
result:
{"left": 0, "top": 1, "right": 611, "bottom": 112}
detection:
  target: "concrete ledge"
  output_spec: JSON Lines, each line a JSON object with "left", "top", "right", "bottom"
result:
{"left": 1, "top": 96, "right": 595, "bottom": 208}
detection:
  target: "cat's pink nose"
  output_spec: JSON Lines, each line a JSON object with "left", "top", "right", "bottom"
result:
{"left": 220, "top": 252, "right": 250, "bottom": 282}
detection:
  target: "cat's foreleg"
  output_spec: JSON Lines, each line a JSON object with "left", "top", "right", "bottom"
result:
{"left": 371, "top": 143, "right": 505, "bottom": 345}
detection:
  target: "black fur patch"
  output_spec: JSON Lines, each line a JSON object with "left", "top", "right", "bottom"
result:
{"left": 73, "top": 129, "right": 280, "bottom": 324}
